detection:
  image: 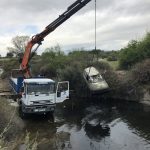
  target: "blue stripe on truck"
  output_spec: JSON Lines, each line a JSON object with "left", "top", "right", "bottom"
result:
{"left": 10, "top": 77, "right": 23, "bottom": 94}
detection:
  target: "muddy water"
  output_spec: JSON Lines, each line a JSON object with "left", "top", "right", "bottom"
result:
{"left": 20, "top": 101, "right": 150, "bottom": 150}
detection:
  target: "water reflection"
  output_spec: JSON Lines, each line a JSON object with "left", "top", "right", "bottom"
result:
{"left": 116, "top": 102, "right": 150, "bottom": 142}
{"left": 84, "top": 123, "right": 110, "bottom": 142}
{"left": 19, "top": 101, "right": 150, "bottom": 150}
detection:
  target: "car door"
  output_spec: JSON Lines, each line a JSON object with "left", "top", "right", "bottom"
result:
{"left": 56, "top": 81, "right": 69, "bottom": 103}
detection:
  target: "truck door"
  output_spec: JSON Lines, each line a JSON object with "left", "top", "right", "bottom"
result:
{"left": 56, "top": 81, "right": 69, "bottom": 103}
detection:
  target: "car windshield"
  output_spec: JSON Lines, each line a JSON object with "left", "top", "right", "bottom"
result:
{"left": 90, "top": 74, "right": 104, "bottom": 83}
{"left": 27, "top": 83, "right": 55, "bottom": 95}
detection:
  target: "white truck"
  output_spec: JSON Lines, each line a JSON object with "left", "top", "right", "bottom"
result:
{"left": 10, "top": 73, "right": 69, "bottom": 117}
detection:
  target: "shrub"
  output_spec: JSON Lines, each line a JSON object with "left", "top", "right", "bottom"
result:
{"left": 91, "top": 61, "right": 111, "bottom": 71}
{"left": 119, "top": 33, "right": 150, "bottom": 69}
{"left": 107, "top": 55, "right": 118, "bottom": 61}
{"left": 131, "top": 59, "right": 150, "bottom": 84}
{"left": 1, "top": 58, "right": 19, "bottom": 78}
{"left": 58, "top": 62, "right": 87, "bottom": 97}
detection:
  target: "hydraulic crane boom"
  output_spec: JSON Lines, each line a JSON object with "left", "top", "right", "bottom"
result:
{"left": 21, "top": 0, "right": 91, "bottom": 78}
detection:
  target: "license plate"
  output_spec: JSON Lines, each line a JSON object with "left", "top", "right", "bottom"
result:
{"left": 34, "top": 108, "right": 45, "bottom": 112}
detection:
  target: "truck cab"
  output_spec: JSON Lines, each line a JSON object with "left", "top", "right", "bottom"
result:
{"left": 21, "top": 78, "right": 56, "bottom": 114}
{"left": 20, "top": 78, "right": 69, "bottom": 116}
{"left": 10, "top": 71, "right": 69, "bottom": 117}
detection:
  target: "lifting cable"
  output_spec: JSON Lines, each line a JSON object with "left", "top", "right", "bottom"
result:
{"left": 91, "top": 0, "right": 97, "bottom": 62}
{"left": 88, "top": 0, "right": 97, "bottom": 74}
{"left": 94, "top": 0, "right": 97, "bottom": 53}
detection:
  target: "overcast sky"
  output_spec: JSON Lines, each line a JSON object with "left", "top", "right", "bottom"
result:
{"left": 0, "top": 0, "right": 150, "bottom": 56}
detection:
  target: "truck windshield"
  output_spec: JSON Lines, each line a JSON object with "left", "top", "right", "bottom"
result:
{"left": 27, "top": 83, "right": 55, "bottom": 95}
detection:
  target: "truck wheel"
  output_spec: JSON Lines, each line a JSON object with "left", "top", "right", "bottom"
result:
{"left": 46, "top": 112, "right": 54, "bottom": 120}
{"left": 19, "top": 106, "right": 27, "bottom": 119}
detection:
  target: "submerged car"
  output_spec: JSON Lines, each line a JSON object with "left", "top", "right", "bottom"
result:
{"left": 83, "top": 67, "right": 109, "bottom": 92}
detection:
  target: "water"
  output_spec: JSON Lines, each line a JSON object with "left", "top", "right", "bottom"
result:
{"left": 20, "top": 101, "right": 150, "bottom": 150}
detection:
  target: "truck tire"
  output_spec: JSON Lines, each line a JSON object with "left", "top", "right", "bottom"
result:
{"left": 19, "top": 106, "right": 27, "bottom": 119}
{"left": 45, "top": 111, "right": 54, "bottom": 120}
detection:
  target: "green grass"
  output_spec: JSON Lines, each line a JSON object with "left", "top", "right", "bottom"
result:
{"left": 107, "top": 60, "right": 119, "bottom": 70}
{"left": 99, "top": 58, "right": 119, "bottom": 70}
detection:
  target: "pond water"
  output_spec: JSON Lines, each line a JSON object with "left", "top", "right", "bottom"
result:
{"left": 20, "top": 100, "right": 150, "bottom": 150}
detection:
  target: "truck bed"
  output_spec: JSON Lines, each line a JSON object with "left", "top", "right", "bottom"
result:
{"left": 9, "top": 77, "right": 23, "bottom": 94}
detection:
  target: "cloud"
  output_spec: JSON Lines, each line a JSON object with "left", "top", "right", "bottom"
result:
{"left": 0, "top": 0, "right": 150, "bottom": 56}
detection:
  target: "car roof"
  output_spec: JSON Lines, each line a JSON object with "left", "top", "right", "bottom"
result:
{"left": 84, "top": 67, "right": 99, "bottom": 76}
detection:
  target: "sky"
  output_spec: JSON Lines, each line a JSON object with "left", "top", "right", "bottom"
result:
{"left": 0, "top": 0, "right": 150, "bottom": 56}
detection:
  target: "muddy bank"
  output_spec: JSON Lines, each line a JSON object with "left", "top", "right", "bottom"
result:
{"left": 99, "top": 70, "right": 150, "bottom": 103}
{"left": 107, "top": 85, "right": 150, "bottom": 103}
{"left": 0, "top": 98, "right": 24, "bottom": 149}
{"left": 0, "top": 76, "right": 24, "bottom": 148}
{"left": 140, "top": 86, "right": 150, "bottom": 105}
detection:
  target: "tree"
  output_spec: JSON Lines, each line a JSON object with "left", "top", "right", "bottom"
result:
{"left": 32, "top": 45, "right": 67, "bottom": 77}
{"left": 6, "top": 52, "right": 13, "bottom": 58}
{"left": 107, "top": 51, "right": 119, "bottom": 61}
{"left": 44, "top": 44, "right": 64, "bottom": 56}
{"left": 7, "top": 36, "right": 29, "bottom": 56}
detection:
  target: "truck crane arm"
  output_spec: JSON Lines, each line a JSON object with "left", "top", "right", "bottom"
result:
{"left": 21, "top": 0, "right": 91, "bottom": 78}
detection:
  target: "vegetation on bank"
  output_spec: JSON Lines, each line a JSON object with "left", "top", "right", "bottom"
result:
{"left": 0, "top": 32, "right": 150, "bottom": 98}
{"left": 131, "top": 59, "right": 150, "bottom": 85}
{"left": 119, "top": 32, "right": 150, "bottom": 69}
